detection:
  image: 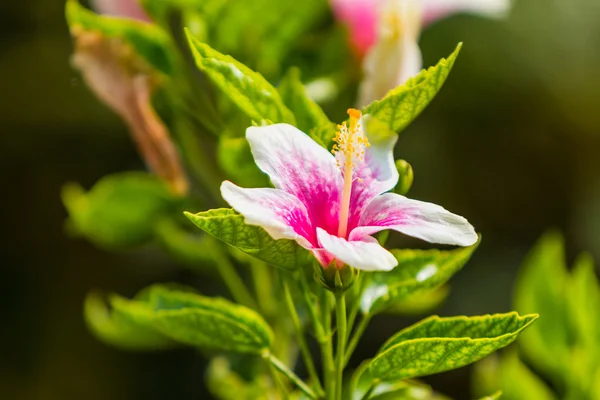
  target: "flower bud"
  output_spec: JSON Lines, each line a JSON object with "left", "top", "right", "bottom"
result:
{"left": 313, "top": 261, "right": 359, "bottom": 293}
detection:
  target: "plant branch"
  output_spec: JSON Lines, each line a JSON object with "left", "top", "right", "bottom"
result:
{"left": 344, "top": 313, "right": 371, "bottom": 368}
{"left": 266, "top": 352, "right": 318, "bottom": 400}
{"left": 281, "top": 274, "right": 324, "bottom": 397}
{"left": 334, "top": 291, "right": 347, "bottom": 400}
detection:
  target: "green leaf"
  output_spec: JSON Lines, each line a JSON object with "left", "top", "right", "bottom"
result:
{"left": 350, "top": 360, "right": 435, "bottom": 400}
{"left": 149, "top": 286, "right": 273, "bottom": 353}
{"left": 153, "top": 218, "right": 218, "bottom": 270}
{"left": 185, "top": 31, "right": 295, "bottom": 124}
{"left": 278, "top": 67, "right": 333, "bottom": 136}
{"left": 66, "top": 0, "right": 178, "bottom": 76}
{"left": 184, "top": 209, "right": 310, "bottom": 270}
{"left": 362, "top": 43, "right": 462, "bottom": 134}
{"left": 361, "top": 239, "right": 479, "bottom": 314}
{"left": 473, "top": 352, "right": 556, "bottom": 400}
{"left": 84, "top": 291, "right": 175, "bottom": 351}
{"left": 206, "top": 356, "right": 272, "bottom": 400}
{"left": 62, "top": 172, "right": 181, "bottom": 249}
{"left": 384, "top": 286, "right": 450, "bottom": 316}
{"left": 369, "top": 313, "right": 538, "bottom": 381}
{"left": 568, "top": 252, "right": 600, "bottom": 351}
{"left": 514, "top": 231, "right": 571, "bottom": 384}
{"left": 217, "top": 136, "right": 270, "bottom": 188}
{"left": 210, "top": 0, "right": 328, "bottom": 76}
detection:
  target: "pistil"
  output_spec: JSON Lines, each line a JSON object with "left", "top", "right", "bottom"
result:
{"left": 333, "top": 108, "right": 368, "bottom": 239}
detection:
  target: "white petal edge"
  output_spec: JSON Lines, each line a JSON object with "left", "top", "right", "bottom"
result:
{"left": 316, "top": 228, "right": 397, "bottom": 271}
{"left": 422, "top": 0, "right": 511, "bottom": 25}
{"left": 221, "top": 181, "right": 313, "bottom": 248}
{"left": 350, "top": 193, "right": 478, "bottom": 246}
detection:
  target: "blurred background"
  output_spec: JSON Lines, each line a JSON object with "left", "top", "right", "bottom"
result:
{"left": 2, "top": 0, "right": 600, "bottom": 399}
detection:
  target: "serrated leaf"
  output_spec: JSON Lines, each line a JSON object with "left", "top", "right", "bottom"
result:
{"left": 514, "top": 231, "right": 570, "bottom": 384}
{"left": 62, "top": 172, "right": 181, "bottom": 249}
{"left": 362, "top": 43, "right": 462, "bottom": 134}
{"left": 184, "top": 209, "right": 310, "bottom": 270}
{"left": 149, "top": 286, "right": 273, "bottom": 353}
{"left": 369, "top": 313, "right": 538, "bottom": 381}
{"left": 278, "top": 67, "right": 332, "bottom": 137}
{"left": 84, "top": 291, "right": 175, "bottom": 351}
{"left": 66, "top": 0, "right": 177, "bottom": 76}
{"left": 185, "top": 31, "right": 295, "bottom": 124}
{"left": 361, "top": 240, "right": 479, "bottom": 314}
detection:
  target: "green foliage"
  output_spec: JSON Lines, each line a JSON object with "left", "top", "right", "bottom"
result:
{"left": 184, "top": 209, "right": 310, "bottom": 270}
{"left": 84, "top": 291, "right": 176, "bottom": 351}
{"left": 62, "top": 172, "right": 182, "bottom": 249}
{"left": 477, "top": 392, "right": 503, "bottom": 400}
{"left": 206, "top": 356, "right": 271, "bottom": 400}
{"left": 86, "top": 285, "right": 273, "bottom": 354}
{"left": 394, "top": 159, "right": 414, "bottom": 196}
{"left": 150, "top": 286, "right": 273, "bottom": 353}
{"left": 474, "top": 353, "right": 556, "bottom": 400}
{"left": 369, "top": 313, "right": 537, "bottom": 381}
{"left": 185, "top": 31, "right": 295, "bottom": 124}
{"left": 363, "top": 43, "right": 462, "bottom": 134}
{"left": 384, "top": 286, "right": 450, "bottom": 316}
{"left": 278, "top": 67, "right": 334, "bottom": 144}
{"left": 153, "top": 218, "right": 218, "bottom": 269}
{"left": 217, "top": 136, "right": 270, "bottom": 188}
{"left": 361, "top": 240, "right": 479, "bottom": 314}
{"left": 474, "top": 231, "right": 600, "bottom": 400}
{"left": 350, "top": 360, "right": 438, "bottom": 400}
{"left": 66, "top": 0, "right": 178, "bottom": 76}
{"left": 513, "top": 231, "right": 571, "bottom": 382}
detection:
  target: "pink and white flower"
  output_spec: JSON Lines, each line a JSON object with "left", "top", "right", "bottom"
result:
{"left": 330, "top": 0, "right": 511, "bottom": 106}
{"left": 221, "top": 109, "right": 477, "bottom": 272}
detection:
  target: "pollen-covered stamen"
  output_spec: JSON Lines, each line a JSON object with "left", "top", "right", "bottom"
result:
{"left": 333, "top": 108, "right": 370, "bottom": 238}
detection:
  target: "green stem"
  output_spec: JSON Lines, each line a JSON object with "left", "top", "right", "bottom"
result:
{"left": 281, "top": 275, "right": 324, "bottom": 397}
{"left": 321, "top": 291, "right": 336, "bottom": 400}
{"left": 266, "top": 352, "right": 318, "bottom": 400}
{"left": 335, "top": 292, "right": 347, "bottom": 400}
{"left": 267, "top": 355, "right": 289, "bottom": 398}
{"left": 297, "top": 272, "right": 334, "bottom": 399}
{"left": 344, "top": 314, "right": 371, "bottom": 368}
{"left": 360, "top": 379, "right": 381, "bottom": 400}
{"left": 211, "top": 245, "right": 258, "bottom": 310}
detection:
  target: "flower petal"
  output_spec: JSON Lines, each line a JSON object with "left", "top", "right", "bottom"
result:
{"left": 422, "top": 0, "right": 511, "bottom": 26}
{"left": 246, "top": 124, "right": 343, "bottom": 236}
{"left": 350, "top": 192, "right": 478, "bottom": 246}
{"left": 317, "top": 228, "right": 397, "bottom": 271}
{"left": 221, "top": 181, "right": 315, "bottom": 248}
